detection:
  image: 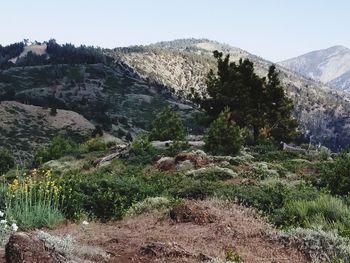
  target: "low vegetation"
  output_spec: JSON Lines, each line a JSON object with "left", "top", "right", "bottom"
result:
{"left": 1, "top": 50, "right": 350, "bottom": 262}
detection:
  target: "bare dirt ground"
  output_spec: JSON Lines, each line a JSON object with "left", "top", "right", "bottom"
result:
{"left": 39, "top": 200, "right": 308, "bottom": 263}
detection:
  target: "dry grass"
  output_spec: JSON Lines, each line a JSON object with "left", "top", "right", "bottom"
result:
{"left": 45, "top": 199, "right": 308, "bottom": 263}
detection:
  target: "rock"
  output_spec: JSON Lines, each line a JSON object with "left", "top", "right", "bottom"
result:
{"left": 5, "top": 232, "right": 65, "bottom": 263}
{"left": 169, "top": 202, "right": 216, "bottom": 225}
{"left": 156, "top": 157, "right": 176, "bottom": 171}
{"left": 175, "top": 150, "right": 210, "bottom": 168}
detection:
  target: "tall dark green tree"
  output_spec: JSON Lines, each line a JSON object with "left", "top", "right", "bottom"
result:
{"left": 265, "top": 65, "right": 300, "bottom": 142}
{"left": 192, "top": 51, "right": 298, "bottom": 142}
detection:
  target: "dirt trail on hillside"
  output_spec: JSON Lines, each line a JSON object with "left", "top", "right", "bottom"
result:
{"left": 44, "top": 200, "right": 308, "bottom": 263}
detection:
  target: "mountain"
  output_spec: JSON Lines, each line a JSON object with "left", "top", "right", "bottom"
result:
{"left": 2, "top": 39, "right": 350, "bottom": 158}
{"left": 112, "top": 39, "right": 350, "bottom": 149}
{"left": 279, "top": 45, "right": 350, "bottom": 91}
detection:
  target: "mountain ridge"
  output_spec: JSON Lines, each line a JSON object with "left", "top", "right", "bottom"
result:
{"left": 279, "top": 45, "right": 350, "bottom": 91}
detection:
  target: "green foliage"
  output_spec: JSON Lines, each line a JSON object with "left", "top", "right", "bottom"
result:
{"left": 5, "top": 169, "right": 64, "bottom": 230}
{"left": 81, "top": 137, "right": 107, "bottom": 152}
{"left": 0, "top": 148, "right": 15, "bottom": 175}
{"left": 149, "top": 106, "right": 186, "bottom": 141}
{"left": 59, "top": 164, "right": 183, "bottom": 220}
{"left": 192, "top": 51, "right": 299, "bottom": 142}
{"left": 128, "top": 135, "right": 159, "bottom": 164}
{"left": 125, "top": 197, "right": 174, "bottom": 216}
{"left": 204, "top": 108, "right": 242, "bottom": 156}
{"left": 314, "top": 152, "right": 350, "bottom": 195}
{"left": 225, "top": 248, "right": 243, "bottom": 262}
{"left": 34, "top": 135, "right": 77, "bottom": 165}
{"left": 280, "top": 195, "right": 350, "bottom": 236}
{"left": 216, "top": 183, "right": 320, "bottom": 218}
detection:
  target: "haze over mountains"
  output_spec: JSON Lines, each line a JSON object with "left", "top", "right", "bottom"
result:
{"left": 279, "top": 45, "right": 350, "bottom": 91}
{"left": 1, "top": 38, "right": 350, "bottom": 160}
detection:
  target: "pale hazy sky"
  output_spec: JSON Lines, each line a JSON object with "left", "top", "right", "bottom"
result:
{"left": 1, "top": 0, "right": 349, "bottom": 62}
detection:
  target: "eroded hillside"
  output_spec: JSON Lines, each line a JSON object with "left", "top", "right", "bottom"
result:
{"left": 113, "top": 39, "right": 350, "bottom": 149}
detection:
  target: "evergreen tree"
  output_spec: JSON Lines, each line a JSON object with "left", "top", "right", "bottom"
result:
{"left": 149, "top": 106, "right": 186, "bottom": 141}
{"left": 204, "top": 108, "right": 242, "bottom": 156}
{"left": 265, "top": 65, "right": 300, "bottom": 142}
{"left": 192, "top": 51, "right": 298, "bottom": 142}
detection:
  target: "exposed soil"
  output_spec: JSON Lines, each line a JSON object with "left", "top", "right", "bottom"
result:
{"left": 38, "top": 200, "right": 308, "bottom": 263}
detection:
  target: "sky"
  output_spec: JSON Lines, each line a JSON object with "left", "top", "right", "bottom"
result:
{"left": 0, "top": 0, "right": 349, "bottom": 62}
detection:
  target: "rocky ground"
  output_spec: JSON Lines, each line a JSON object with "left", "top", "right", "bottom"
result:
{"left": 0, "top": 200, "right": 308, "bottom": 263}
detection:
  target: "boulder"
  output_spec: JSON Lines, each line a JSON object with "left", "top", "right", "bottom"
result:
{"left": 5, "top": 232, "right": 65, "bottom": 263}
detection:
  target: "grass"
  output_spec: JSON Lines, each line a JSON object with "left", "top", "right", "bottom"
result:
{"left": 281, "top": 195, "right": 350, "bottom": 236}
{"left": 5, "top": 168, "right": 64, "bottom": 230}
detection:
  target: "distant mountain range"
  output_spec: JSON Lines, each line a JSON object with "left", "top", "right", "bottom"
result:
{"left": 279, "top": 45, "right": 350, "bottom": 91}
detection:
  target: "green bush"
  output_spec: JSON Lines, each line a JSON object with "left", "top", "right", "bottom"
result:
{"left": 59, "top": 165, "right": 187, "bottom": 220}
{"left": 314, "top": 152, "right": 350, "bottom": 196}
{"left": 34, "top": 136, "right": 77, "bottom": 165}
{"left": 149, "top": 106, "right": 186, "bottom": 141}
{"left": 0, "top": 148, "right": 15, "bottom": 175}
{"left": 215, "top": 183, "right": 320, "bottom": 218}
{"left": 280, "top": 195, "right": 350, "bottom": 236}
{"left": 81, "top": 137, "right": 107, "bottom": 152}
{"left": 204, "top": 108, "right": 242, "bottom": 156}
{"left": 128, "top": 135, "right": 159, "bottom": 164}
{"left": 125, "top": 197, "right": 173, "bottom": 216}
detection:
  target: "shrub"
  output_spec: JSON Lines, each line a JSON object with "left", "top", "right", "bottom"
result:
{"left": 215, "top": 183, "right": 320, "bottom": 218}
{"left": 59, "top": 166, "right": 184, "bottom": 220}
{"left": 5, "top": 168, "right": 64, "bottom": 229}
{"left": 0, "top": 148, "right": 15, "bottom": 175}
{"left": 242, "top": 162, "right": 279, "bottom": 180}
{"left": 204, "top": 108, "right": 242, "bottom": 156}
{"left": 125, "top": 197, "right": 173, "bottom": 216}
{"left": 280, "top": 227, "right": 350, "bottom": 262}
{"left": 81, "top": 137, "right": 107, "bottom": 152}
{"left": 34, "top": 135, "right": 77, "bottom": 165}
{"left": 280, "top": 195, "right": 350, "bottom": 236}
{"left": 314, "top": 152, "right": 350, "bottom": 195}
{"left": 128, "top": 135, "right": 159, "bottom": 164}
{"left": 149, "top": 106, "right": 186, "bottom": 141}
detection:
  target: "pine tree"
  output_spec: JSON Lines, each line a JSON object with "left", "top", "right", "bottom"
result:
{"left": 149, "top": 106, "right": 186, "bottom": 141}
{"left": 265, "top": 65, "right": 299, "bottom": 142}
{"left": 192, "top": 51, "right": 299, "bottom": 142}
{"left": 204, "top": 108, "right": 242, "bottom": 156}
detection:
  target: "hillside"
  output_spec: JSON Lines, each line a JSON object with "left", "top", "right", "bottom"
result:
{"left": 0, "top": 101, "right": 94, "bottom": 162}
{"left": 2, "top": 39, "right": 350, "bottom": 154}
{"left": 279, "top": 45, "right": 350, "bottom": 91}
{"left": 113, "top": 39, "right": 350, "bottom": 149}
{"left": 0, "top": 53, "right": 200, "bottom": 158}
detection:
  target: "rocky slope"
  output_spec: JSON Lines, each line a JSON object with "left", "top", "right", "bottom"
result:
{"left": 279, "top": 45, "right": 350, "bottom": 91}
{"left": 112, "top": 39, "right": 350, "bottom": 149}
{"left": 0, "top": 61, "right": 200, "bottom": 156}
{"left": 0, "top": 101, "right": 95, "bottom": 162}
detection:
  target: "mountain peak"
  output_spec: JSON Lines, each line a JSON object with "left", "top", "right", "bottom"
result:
{"left": 279, "top": 45, "right": 350, "bottom": 86}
